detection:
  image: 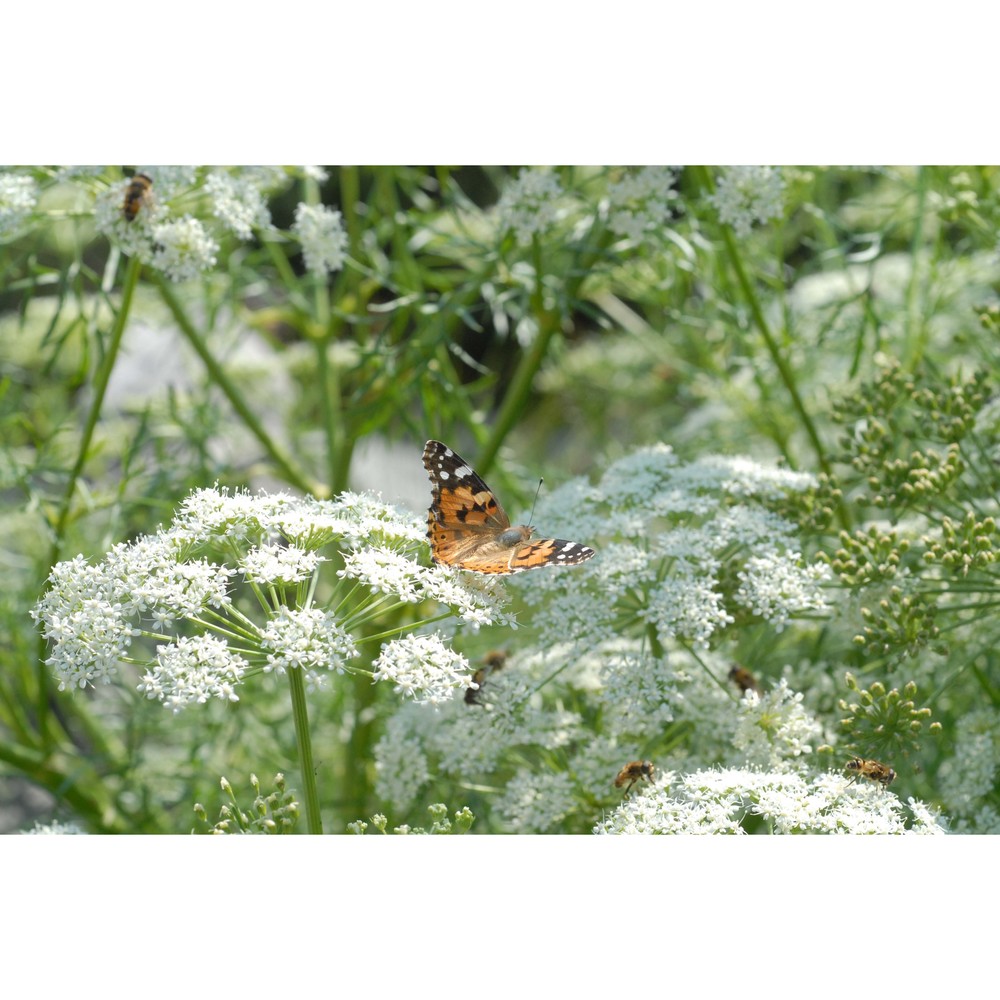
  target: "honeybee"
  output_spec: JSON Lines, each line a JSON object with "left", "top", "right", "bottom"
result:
{"left": 123, "top": 172, "right": 153, "bottom": 222}
{"left": 844, "top": 756, "right": 896, "bottom": 789}
{"left": 614, "top": 760, "right": 655, "bottom": 797}
{"left": 464, "top": 649, "right": 508, "bottom": 706}
{"left": 729, "top": 664, "right": 761, "bottom": 696}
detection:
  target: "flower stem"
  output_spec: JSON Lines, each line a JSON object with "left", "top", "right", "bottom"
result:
{"left": 154, "top": 275, "right": 317, "bottom": 496}
{"left": 287, "top": 667, "right": 323, "bottom": 834}
{"left": 38, "top": 255, "right": 143, "bottom": 746}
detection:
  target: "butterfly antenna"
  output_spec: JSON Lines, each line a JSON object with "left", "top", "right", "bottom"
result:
{"left": 527, "top": 477, "right": 543, "bottom": 528}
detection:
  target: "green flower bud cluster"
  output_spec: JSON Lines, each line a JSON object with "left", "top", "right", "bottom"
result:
{"left": 854, "top": 587, "right": 944, "bottom": 659}
{"left": 832, "top": 361, "right": 989, "bottom": 509}
{"left": 347, "top": 803, "right": 475, "bottom": 834}
{"left": 922, "top": 510, "right": 997, "bottom": 576}
{"left": 193, "top": 773, "right": 299, "bottom": 834}
{"left": 838, "top": 673, "right": 939, "bottom": 761}
{"left": 825, "top": 526, "right": 911, "bottom": 588}
{"left": 911, "top": 368, "right": 989, "bottom": 443}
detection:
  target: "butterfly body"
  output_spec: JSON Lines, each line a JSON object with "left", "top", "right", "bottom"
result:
{"left": 422, "top": 440, "right": 595, "bottom": 574}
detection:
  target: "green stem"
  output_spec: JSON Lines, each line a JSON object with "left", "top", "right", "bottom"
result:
{"left": 287, "top": 666, "right": 323, "bottom": 834}
{"left": 719, "top": 224, "right": 830, "bottom": 476}
{"left": 478, "top": 237, "right": 558, "bottom": 475}
{"left": 37, "top": 255, "right": 143, "bottom": 746}
{"left": 902, "top": 166, "right": 929, "bottom": 366}
{"left": 702, "top": 173, "right": 852, "bottom": 531}
{"left": 154, "top": 276, "right": 316, "bottom": 495}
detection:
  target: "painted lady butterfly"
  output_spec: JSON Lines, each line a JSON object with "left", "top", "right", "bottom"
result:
{"left": 423, "top": 439, "right": 596, "bottom": 574}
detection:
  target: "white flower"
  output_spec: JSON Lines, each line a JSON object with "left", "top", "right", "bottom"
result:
{"left": 641, "top": 572, "right": 735, "bottom": 647}
{"left": 302, "top": 166, "right": 330, "bottom": 183}
{"left": 595, "top": 766, "right": 947, "bottom": 834}
{"left": 205, "top": 170, "right": 272, "bottom": 239}
{"left": 137, "top": 634, "right": 248, "bottom": 712}
{"left": 93, "top": 177, "right": 163, "bottom": 259}
{"left": 293, "top": 202, "right": 347, "bottom": 275}
{"left": 372, "top": 633, "right": 470, "bottom": 705}
{"left": 730, "top": 679, "right": 824, "bottom": 769}
{"left": 240, "top": 543, "right": 324, "bottom": 585}
{"left": 374, "top": 728, "right": 432, "bottom": 812}
{"left": 339, "top": 545, "right": 426, "bottom": 602}
{"left": 35, "top": 485, "right": 505, "bottom": 711}
{"left": 511, "top": 444, "right": 827, "bottom": 653}
{"left": 938, "top": 707, "right": 1000, "bottom": 821}
{"left": 606, "top": 166, "right": 679, "bottom": 242}
{"left": 734, "top": 549, "right": 832, "bottom": 629}
{"left": 259, "top": 606, "right": 358, "bottom": 683}
{"left": 21, "top": 819, "right": 88, "bottom": 835}
{"left": 496, "top": 169, "right": 566, "bottom": 245}
{"left": 31, "top": 554, "right": 137, "bottom": 690}
{"left": 494, "top": 769, "right": 577, "bottom": 832}
{"left": 596, "top": 644, "right": 681, "bottom": 736}
{"left": 151, "top": 216, "right": 219, "bottom": 281}
{"left": 708, "top": 166, "right": 785, "bottom": 237}
{"left": 0, "top": 172, "right": 38, "bottom": 234}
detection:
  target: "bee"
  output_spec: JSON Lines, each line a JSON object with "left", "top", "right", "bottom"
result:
{"left": 614, "top": 760, "right": 655, "bottom": 797}
{"left": 729, "top": 664, "right": 761, "bottom": 696}
{"left": 844, "top": 756, "right": 896, "bottom": 789}
{"left": 123, "top": 172, "right": 153, "bottom": 222}
{"left": 464, "top": 649, "right": 508, "bottom": 706}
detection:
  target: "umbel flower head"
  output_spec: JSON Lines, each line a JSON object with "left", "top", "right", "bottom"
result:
{"left": 33, "top": 487, "right": 513, "bottom": 711}
{"left": 509, "top": 444, "right": 832, "bottom": 654}
{"left": 90, "top": 166, "right": 343, "bottom": 283}
{"left": 594, "top": 766, "right": 946, "bottom": 835}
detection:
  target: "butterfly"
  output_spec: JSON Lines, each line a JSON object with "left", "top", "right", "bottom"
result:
{"left": 422, "top": 439, "right": 596, "bottom": 574}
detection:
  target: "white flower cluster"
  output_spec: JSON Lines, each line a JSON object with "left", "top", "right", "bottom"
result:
{"left": 90, "top": 167, "right": 292, "bottom": 282}
{"left": 606, "top": 166, "right": 679, "bottom": 242}
{"left": 373, "top": 658, "right": 585, "bottom": 812}
{"left": 149, "top": 216, "right": 220, "bottom": 282}
{"left": 495, "top": 168, "right": 566, "bottom": 245}
{"left": 240, "top": 542, "right": 325, "bottom": 585}
{"left": 734, "top": 549, "right": 831, "bottom": 629}
{"left": 34, "top": 486, "right": 509, "bottom": 711}
{"left": 292, "top": 203, "right": 348, "bottom": 275}
{"left": 937, "top": 707, "right": 1000, "bottom": 829}
{"left": 260, "top": 607, "right": 358, "bottom": 688}
{"left": 708, "top": 165, "right": 786, "bottom": 238}
{"left": 32, "top": 535, "right": 233, "bottom": 691}
{"left": 372, "top": 633, "right": 471, "bottom": 706}
{"left": 493, "top": 769, "right": 578, "bottom": 833}
{"left": 730, "top": 679, "right": 825, "bottom": 769}
{"left": 137, "top": 634, "right": 247, "bottom": 712}
{"left": 21, "top": 819, "right": 88, "bottom": 835}
{"left": 595, "top": 767, "right": 947, "bottom": 835}
{"left": 206, "top": 171, "right": 273, "bottom": 239}
{"left": 0, "top": 172, "right": 39, "bottom": 236}
{"left": 511, "top": 443, "right": 830, "bottom": 652}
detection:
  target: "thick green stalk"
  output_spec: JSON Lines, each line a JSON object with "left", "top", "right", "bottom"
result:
{"left": 154, "top": 276, "right": 316, "bottom": 495}
{"left": 287, "top": 666, "right": 323, "bottom": 834}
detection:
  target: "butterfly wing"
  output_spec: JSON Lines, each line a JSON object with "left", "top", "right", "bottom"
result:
{"left": 423, "top": 440, "right": 510, "bottom": 531}
{"left": 506, "top": 537, "right": 595, "bottom": 571}
{"left": 422, "top": 439, "right": 596, "bottom": 574}
{"left": 423, "top": 440, "right": 513, "bottom": 567}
